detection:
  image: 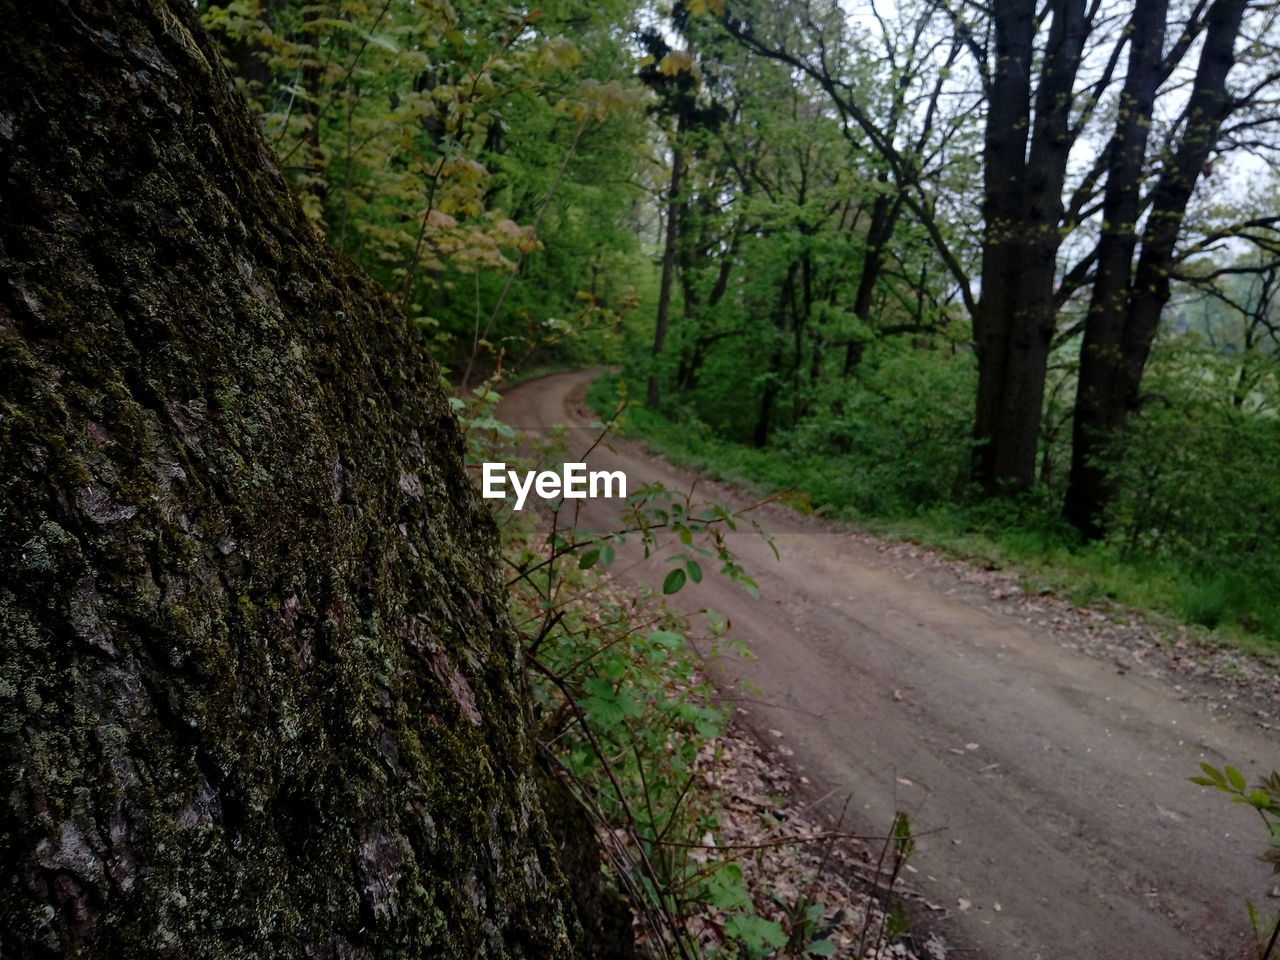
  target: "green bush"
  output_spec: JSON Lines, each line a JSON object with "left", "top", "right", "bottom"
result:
{"left": 1104, "top": 389, "right": 1280, "bottom": 640}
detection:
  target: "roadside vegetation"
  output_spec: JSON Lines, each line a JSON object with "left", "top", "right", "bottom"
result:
{"left": 459, "top": 386, "right": 931, "bottom": 959}
{"left": 587, "top": 361, "right": 1280, "bottom": 651}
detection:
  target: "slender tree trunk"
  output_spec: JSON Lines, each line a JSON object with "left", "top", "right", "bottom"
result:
{"left": 0, "top": 4, "right": 580, "bottom": 957}
{"left": 673, "top": 198, "right": 705, "bottom": 393}
{"left": 1064, "top": 0, "right": 1248, "bottom": 535}
{"left": 791, "top": 246, "right": 814, "bottom": 421}
{"left": 843, "top": 182, "right": 901, "bottom": 378}
{"left": 753, "top": 354, "right": 781, "bottom": 447}
{"left": 648, "top": 131, "right": 685, "bottom": 410}
{"left": 753, "top": 268, "right": 796, "bottom": 447}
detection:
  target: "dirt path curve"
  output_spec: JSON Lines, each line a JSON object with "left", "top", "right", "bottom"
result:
{"left": 498, "top": 370, "right": 1279, "bottom": 960}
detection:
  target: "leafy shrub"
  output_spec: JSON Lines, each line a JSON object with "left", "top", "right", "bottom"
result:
{"left": 1104, "top": 390, "right": 1280, "bottom": 640}
{"left": 782, "top": 350, "right": 976, "bottom": 513}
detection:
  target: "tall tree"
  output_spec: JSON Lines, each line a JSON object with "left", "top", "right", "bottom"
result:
{"left": 970, "top": 0, "right": 1087, "bottom": 492}
{"left": 0, "top": 3, "right": 581, "bottom": 956}
{"left": 1063, "top": 0, "right": 1255, "bottom": 535}
{"left": 720, "top": 0, "right": 1280, "bottom": 506}
{"left": 637, "top": 25, "right": 723, "bottom": 410}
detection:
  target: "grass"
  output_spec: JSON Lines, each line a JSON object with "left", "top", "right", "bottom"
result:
{"left": 589, "top": 373, "right": 1280, "bottom": 654}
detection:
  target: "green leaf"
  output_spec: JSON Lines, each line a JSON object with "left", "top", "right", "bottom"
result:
{"left": 686, "top": 559, "right": 703, "bottom": 583}
{"left": 663, "top": 568, "right": 686, "bottom": 595}
{"left": 1199, "top": 763, "right": 1228, "bottom": 787}
{"left": 706, "top": 863, "right": 751, "bottom": 910}
{"left": 650, "top": 630, "right": 685, "bottom": 649}
{"left": 805, "top": 939, "right": 838, "bottom": 958}
{"left": 581, "top": 694, "right": 625, "bottom": 725}
{"left": 1227, "top": 766, "right": 1248, "bottom": 792}
{"left": 360, "top": 29, "right": 399, "bottom": 53}
{"left": 724, "top": 913, "right": 787, "bottom": 953}
{"left": 693, "top": 716, "right": 721, "bottom": 737}
{"left": 578, "top": 549, "right": 600, "bottom": 569}
{"left": 469, "top": 416, "right": 515, "bottom": 437}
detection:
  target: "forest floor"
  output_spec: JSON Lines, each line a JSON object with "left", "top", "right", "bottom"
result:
{"left": 498, "top": 370, "right": 1280, "bottom": 960}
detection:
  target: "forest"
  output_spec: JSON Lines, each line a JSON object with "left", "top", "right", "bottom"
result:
{"left": 2, "top": 0, "right": 1278, "bottom": 958}
{"left": 198, "top": 0, "right": 1280, "bottom": 641}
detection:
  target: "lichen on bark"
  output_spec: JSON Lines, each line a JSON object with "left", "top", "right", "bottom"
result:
{"left": 0, "top": 3, "right": 578, "bottom": 957}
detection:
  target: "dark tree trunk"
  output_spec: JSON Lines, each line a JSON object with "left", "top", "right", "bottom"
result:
{"left": 753, "top": 267, "right": 796, "bottom": 447}
{"left": 1064, "top": 0, "right": 1248, "bottom": 536}
{"left": 0, "top": 4, "right": 579, "bottom": 958}
{"left": 1062, "top": 0, "right": 1169, "bottom": 536}
{"left": 973, "top": 0, "right": 1041, "bottom": 493}
{"left": 973, "top": 0, "right": 1086, "bottom": 494}
{"left": 843, "top": 181, "right": 901, "bottom": 378}
{"left": 753, "top": 357, "right": 781, "bottom": 448}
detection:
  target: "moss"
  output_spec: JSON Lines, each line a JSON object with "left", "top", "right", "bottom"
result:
{"left": 0, "top": 3, "right": 579, "bottom": 958}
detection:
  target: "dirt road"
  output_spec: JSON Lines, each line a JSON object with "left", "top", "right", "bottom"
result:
{"left": 498, "top": 370, "right": 1279, "bottom": 960}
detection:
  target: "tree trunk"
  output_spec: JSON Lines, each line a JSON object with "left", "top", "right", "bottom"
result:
{"left": 647, "top": 134, "right": 685, "bottom": 410}
{"left": 1064, "top": 0, "right": 1248, "bottom": 536}
{"left": 843, "top": 181, "right": 901, "bottom": 378}
{"left": 1062, "top": 0, "right": 1168, "bottom": 536}
{"left": 972, "top": 0, "right": 1086, "bottom": 494}
{"left": 753, "top": 268, "right": 796, "bottom": 447}
{"left": 0, "top": 4, "right": 579, "bottom": 957}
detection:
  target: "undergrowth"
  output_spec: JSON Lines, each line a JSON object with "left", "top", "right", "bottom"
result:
{"left": 455, "top": 379, "right": 921, "bottom": 959}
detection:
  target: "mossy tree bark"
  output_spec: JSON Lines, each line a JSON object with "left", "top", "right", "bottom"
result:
{"left": 0, "top": 2, "right": 579, "bottom": 957}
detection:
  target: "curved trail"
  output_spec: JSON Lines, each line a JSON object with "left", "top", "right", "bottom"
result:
{"left": 499, "top": 370, "right": 1278, "bottom": 960}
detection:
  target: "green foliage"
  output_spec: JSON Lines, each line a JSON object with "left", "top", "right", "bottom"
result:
{"left": 203, "top": 0, "right": 651, "bottom": 376}
{"left": 594, "top": 347, "right": 974, "bottom": 520}
{"left": 785, "top": 350, "right": 976, "bottom": 511}
{"left": 722, "top": 913, "right": 788, "bottom": 957}
{"left": 1104, "top": 337, "right": 1280, "bottom": 641}
{"left": 1190, "top": 764, "right": 1280, "bottom": 958}
{"left": 592, "top": 363, "right": 1280, "bottom": 649}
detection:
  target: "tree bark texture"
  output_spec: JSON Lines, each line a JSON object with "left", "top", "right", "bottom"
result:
{"left": 0, "top": 3, "right": 578, "bottom": 957}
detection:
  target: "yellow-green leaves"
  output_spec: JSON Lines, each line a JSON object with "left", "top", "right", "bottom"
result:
{"left": 658, "top": 48, "right": 698, "bottom": 79}
{"left": 557, "top": 78, "right": 648, "bottom": 124}
{"left": 685, "top": 0, "right": 726, "bottom": 16}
